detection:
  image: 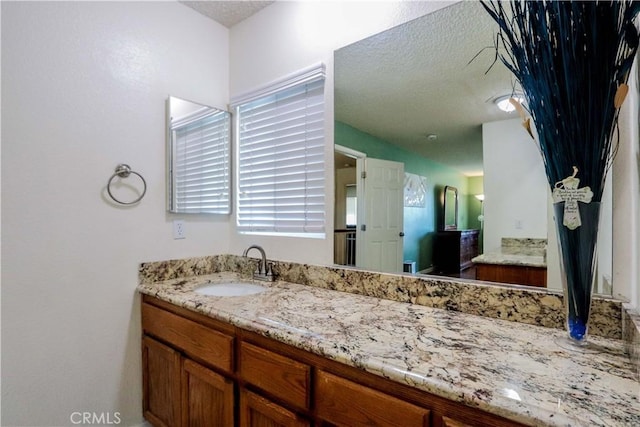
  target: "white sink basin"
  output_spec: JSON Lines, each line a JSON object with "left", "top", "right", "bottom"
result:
{"left": 193, "top": 282, "right": 268, "bottom": 297}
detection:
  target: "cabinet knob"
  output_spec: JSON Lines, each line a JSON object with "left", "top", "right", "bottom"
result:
{"left": 399, "top": 232, "right": 405, "bottom": 237}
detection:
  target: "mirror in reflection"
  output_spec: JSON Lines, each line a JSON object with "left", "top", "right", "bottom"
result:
{"left": 332, "top": 2, "right": 613, "bottom": 295}
{"left": 443, "top": 186, "right": 458, "bottom": 231}
{"left": 166, "top": 96, "right": 231, "bottom": 214}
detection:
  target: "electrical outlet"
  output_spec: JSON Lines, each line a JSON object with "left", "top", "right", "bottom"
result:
{"left": 173, "top": 220, "right": 186, "bottom": 239}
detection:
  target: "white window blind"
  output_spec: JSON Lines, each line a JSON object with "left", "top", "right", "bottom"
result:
{"left": 235, "top": 71, "right": 325, "bottom": 236}
{"left": 170, "top": 109, "right": 231, "bottom": 214}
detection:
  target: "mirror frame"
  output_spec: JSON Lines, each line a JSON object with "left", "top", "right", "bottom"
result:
{"left": 166, "top": 96, "right": 231, "bottom": 215}
{"left": 443, "top": 185, "right": 458, "bottom": 231}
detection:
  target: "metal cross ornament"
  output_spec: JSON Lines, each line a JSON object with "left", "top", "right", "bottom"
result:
{"left": 552, "top": 167, "right": 593, "bottom": 230}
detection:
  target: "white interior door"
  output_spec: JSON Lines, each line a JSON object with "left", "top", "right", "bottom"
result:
{"left": 357, "top": 158, "right": 404, "bottom": 272}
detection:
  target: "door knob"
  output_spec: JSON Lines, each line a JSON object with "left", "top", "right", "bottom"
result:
{"left": 399, "top": 232, "right": 405, "bottom": 237}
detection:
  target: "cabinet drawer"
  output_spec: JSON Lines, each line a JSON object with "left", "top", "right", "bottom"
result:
{"left": 475, "top": 264, "right": 547, "bottom": 288}
{"left": 142, "top": 303, "right": 233, "bottom": 373}
{"left": 442, "top": 416, "right": 473, "bottom": 427}
{"left": 316, "top": 370, "right": 430, "bottom": 427}
{"left": 240, "top": 342, "right": 310, "bottom": 410}
{"left": 240, "top": 389, "right": 310, "bottom": 427}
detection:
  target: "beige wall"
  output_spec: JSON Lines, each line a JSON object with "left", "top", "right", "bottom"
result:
{"left": 1, "top": 2, "right": 229, "bottom": 425}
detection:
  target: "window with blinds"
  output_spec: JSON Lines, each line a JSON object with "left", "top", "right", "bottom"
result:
{"left": 169, "top": 101, "right": 231, "bottom": 214}
{"left": 234, "top": 66, "right": 325, "bottom": 236}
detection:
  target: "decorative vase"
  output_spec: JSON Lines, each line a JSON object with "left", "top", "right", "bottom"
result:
{"left": 553, "top": 201, "right": 601, "bottom": 345}
{"left": 480, "top": 1, "right": 640, "bottom": 350}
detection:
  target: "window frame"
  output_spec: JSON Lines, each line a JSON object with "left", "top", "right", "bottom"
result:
{"left": 231, "top": 64, "right": 326, "bottom": 238}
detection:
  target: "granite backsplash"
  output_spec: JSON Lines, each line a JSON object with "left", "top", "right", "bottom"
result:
{"left": 623, "top": 304, "right": 640, "bottom": 379}
{"left": 139, "top": 254, "right": 626, "bottom": 341}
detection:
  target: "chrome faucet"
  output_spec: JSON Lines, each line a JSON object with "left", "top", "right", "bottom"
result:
{"left": 242, "top": 245, "right": 275, "bottom": 281}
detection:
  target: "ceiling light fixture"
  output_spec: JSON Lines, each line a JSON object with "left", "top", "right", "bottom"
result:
{"left": 494, "top": 94, "right": 525, "bottom": 113}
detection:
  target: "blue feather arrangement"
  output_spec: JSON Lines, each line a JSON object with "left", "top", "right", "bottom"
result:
{"left": 481, "top": 1, "right": 640, "bottom": 343}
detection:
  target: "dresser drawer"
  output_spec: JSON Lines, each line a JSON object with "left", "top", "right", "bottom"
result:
{"left": 141, "top": 303, "right": 233, "bottom": 373}
{"left": 316, "top": 370, "right": 430, "bottom": 426}
{"left": 240, "top": 342, "right": 311, "bottom": 410}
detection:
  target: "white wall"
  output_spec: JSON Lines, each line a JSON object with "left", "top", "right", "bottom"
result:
{"left": 228, "top": 1, "right": 454, "bottom": 265}
{"left": 482, "top": 119, "right": 549, "bottom": 252}
{"left": 613, "top": 58, "right": 640, "bottom": 305}
{"left": 1, "top": 2, "right": 229, "bottom": 425}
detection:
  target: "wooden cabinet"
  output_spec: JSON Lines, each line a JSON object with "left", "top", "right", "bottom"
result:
{"left": 142, "top": 335, "right": 235, "bottom": 427}
{"left": 141, "top": 295, "right": 524, "bottom": 427}
{"left": 141, "top": 300, "right": 236, "bottom": 427}
{"left": 434, "top": 230, "right": 479, "bottom": 273}
{"left": 475, "top": 263, "right": 547, "bottom": 288}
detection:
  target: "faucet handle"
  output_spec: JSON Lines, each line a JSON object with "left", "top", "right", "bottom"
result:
{"left": 253, "top": 260, "right": 262, "bottom": 275}
{"left": 266, "top": 262, "right": 274, "bottom": 279}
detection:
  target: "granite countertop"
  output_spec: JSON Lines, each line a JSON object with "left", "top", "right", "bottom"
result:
{"left": 473, "top": 246, "right": 547, "bottom": 268}
{"left": 138, "top": 272, "right": 638, "bottom": 427}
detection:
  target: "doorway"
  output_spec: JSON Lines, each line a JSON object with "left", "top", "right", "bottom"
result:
{"left": 334, "top": 146, "right": 405, "bottom": 273}
{"left": 334, "top": 145, "right": 363, "bottom": 266}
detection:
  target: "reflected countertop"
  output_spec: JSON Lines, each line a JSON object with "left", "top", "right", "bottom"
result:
{"left": 138, "top": 272, "right": 638, "bottom": 427}
{"left": 473, "top": 246, "right": 547, "bottom": 268}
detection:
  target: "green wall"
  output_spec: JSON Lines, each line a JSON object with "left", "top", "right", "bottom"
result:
{"left": 336, "top": 121, "right": 473, "bottom": 271}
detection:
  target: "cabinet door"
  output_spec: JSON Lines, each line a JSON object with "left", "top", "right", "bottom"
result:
{"left": 142, "top": 336, "right": 182, "bottom": 427}
{"left": 182, "top": 359, "right": 234, "bottom": 427}
{"left": 240, "top": 389, "right": 309, "bottom": 427}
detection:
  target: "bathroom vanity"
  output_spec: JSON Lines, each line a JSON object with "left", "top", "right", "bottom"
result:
{"left": 141, "top": 294, "right": 513, "bottom": 426}
{"left": 138, "top": 256, "right": 639, "bottom": 427}
{"left": 473, "top": 239, "right": 547, "bottom": 287}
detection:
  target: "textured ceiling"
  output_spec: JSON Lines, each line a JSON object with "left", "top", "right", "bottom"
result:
{"left": 180, "top": 1, "right": 274, "bottom": 28}
{"left": 335, "top": 1, "right": 518, "bottom": 176}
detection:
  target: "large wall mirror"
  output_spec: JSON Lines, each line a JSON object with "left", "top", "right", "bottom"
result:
{"left": 166, "top": 96, "right": 231, "bottom": 214}
{"left": 333, "top": 1, "right": 613, "bottom": 296}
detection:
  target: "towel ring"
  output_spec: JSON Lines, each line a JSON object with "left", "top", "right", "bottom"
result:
{"left": 107, "top": 164, "right": 147, "bottom": 205}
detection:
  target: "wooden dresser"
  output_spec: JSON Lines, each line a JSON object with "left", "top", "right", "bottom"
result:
{"left": 433, "top": 230, "right": 479, "bottom": 273}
